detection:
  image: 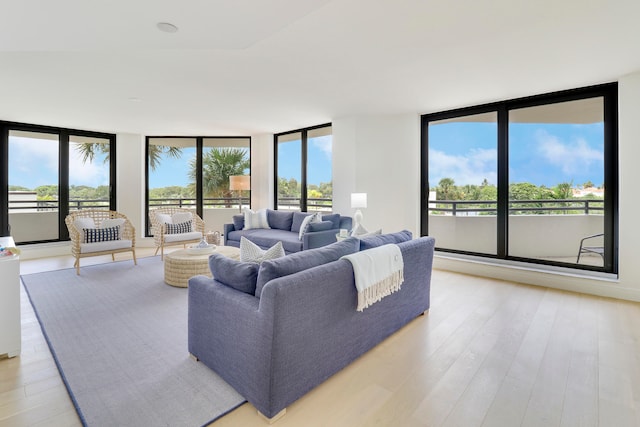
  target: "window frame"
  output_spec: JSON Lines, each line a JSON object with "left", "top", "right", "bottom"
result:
{"left": 1, "top": 120, "right": 116, "bottom": 243}
{"left": 274, "top": 123, "right": 332, "bottom": 212}
{"left": 144, "top": 136, "right": 251, "bottom": 236}
{"left": 421, "top": 83, "right": 618, "bottom": 274}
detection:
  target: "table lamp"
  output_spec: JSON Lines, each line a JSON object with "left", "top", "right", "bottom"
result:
{"left": 351, "top": 193, "right": 367, "bottom": 232}
{"left": 229, "top": 175, "right": 250, "bottom": 212}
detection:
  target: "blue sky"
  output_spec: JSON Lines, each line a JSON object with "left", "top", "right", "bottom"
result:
{"left": 429, "top": 121, "right": 604, "bottom": 188}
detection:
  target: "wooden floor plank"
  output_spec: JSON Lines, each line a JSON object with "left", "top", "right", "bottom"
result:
{"left": 2, "top": 250, "right": 640, "bottom": 426}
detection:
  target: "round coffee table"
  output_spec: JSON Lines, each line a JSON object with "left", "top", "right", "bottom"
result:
{"left": 163, "top": 245, "right": 240, "bottom": 288}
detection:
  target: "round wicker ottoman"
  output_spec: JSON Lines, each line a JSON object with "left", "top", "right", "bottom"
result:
{"left": 163, "top": 245, "right": 240, "bottom": 288}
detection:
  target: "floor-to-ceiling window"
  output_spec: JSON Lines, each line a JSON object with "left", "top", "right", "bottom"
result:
{"left": 274, "top": 123, "right": 332, "bottom": 212}
{"left": 1, "top": 122, "right": 115, "bottom": 244}
{"left": 422, "top": 83, "right": 617, "bottom": 273}
{"left": 145, "top": 136, "right": 251, "bottom": 234}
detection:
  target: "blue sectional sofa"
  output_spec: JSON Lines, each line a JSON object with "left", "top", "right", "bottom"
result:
{"left": 223, "top": 209, "right": 352, "bottom": 254}
{"left": 188, "top": 231, "right": 434, "bottom": 420}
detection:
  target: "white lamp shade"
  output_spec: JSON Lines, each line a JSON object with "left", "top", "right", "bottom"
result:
{"left": 351, "top": 193, "right": 367, "bottom": 209}
{"left": 229, "top": 175, "right": 250, "bottom": 191}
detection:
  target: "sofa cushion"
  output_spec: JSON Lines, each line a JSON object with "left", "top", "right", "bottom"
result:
{"left": 291, "top": 212, "right": 313, "bottom": 233}
{"left": 322, "top": 214, "right": 341, "bottom": 229}
{"left": 208, "top": 252, "right": 259, "bottom": 294}
{"left": 255, "top": 237, "right": 360, "bottom": 297}
{"left": 308, "top": 221, "right": 334, "bottom": 232}
{"left": 240, "top": 237, "right": 285, "bottom": 263}
{"left": 232, "top": 214, "right": 244, "bottom": 231}
{"left": 267, "top": 209, "right": 294, "bottom": 231}
{"left": 298, "top": 212, "right": 322, "bottom": 240}
{"left": 359, "top": 230, "right": 413, "bottom": 250}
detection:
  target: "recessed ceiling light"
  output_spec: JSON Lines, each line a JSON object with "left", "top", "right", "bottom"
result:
{"left": 157, "top": 22, "right": 178, "bottom": 33}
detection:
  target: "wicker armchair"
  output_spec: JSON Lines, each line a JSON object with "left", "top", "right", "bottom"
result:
{"left": 65, "top": 210, "right": 137, "bottom": 275}
{"left": 149, "top": 207, "right": 205, "bottom": 259}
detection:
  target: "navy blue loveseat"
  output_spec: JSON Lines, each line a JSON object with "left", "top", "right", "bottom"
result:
{"left": 223, "top": 209, "right": 352, "bottom": 254}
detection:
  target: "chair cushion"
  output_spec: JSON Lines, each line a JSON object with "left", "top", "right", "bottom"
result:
{"left": 166, "top": 221, "right": 192, "bottom": 234}
{"left": 254, "top": 237, "right": 360, "bottom": 297}
{"left": 164, "top": 231, "right": 202, "bottom": 243}
{"left": 267, "top": 209, "right": 294, "bottom": 231}
{"left": 83, "top": 226, "right": 120, "bottom": 243}
{"left": 240, "top": 237, "right": 285, "bottom": 263}
{"left": 208, "top": 253, "right": 259, "bottom": 294}
{"left": 359, "top": 230, "right": 413, "bottom": 250}
{"left": 80, "top": 239, "right": 132, "bottom": 253}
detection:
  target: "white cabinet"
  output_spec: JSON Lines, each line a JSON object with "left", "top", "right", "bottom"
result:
{"left": 0, "top": 237, "right": 21, "bottom": 358}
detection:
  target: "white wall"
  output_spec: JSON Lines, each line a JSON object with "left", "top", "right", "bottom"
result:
{"left": 116, "top": 133, "right": 146, "bottom": 241}
{"left": 333, "top": 114, "right": 421, "bottom": 234}
{"left": 250, "top": 134, "right": 274, "bottom": 210}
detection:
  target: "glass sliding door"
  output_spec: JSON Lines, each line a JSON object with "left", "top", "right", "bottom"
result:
{"left": 306, "top": 126, "right": 332, "bottom": 213}
{"left": 147, "top": 137, "right": 197, "bottom": 210}
{"left": 8, "top": 130, "right": 60, "bottom": 242}
{"left": 69, "top": 135, "right": 111, "bottom": 211}
{"left": 202, "top": 137, "right": 250, "bottom": 211}
{"left": 427, "top": 112, "right": 498, "bottom": 254}
{"left": 276, "top": 132, "right": 303, "bottom": 211}
{"left": 508, "top": 98, "right": 605, "bottom": 266}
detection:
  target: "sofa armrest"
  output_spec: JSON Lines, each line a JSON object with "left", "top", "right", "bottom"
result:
{"left": 188, "top": 276, "right": 274, "bottom": 414}
{"left": 302, "top": 228, "right": 340, "bottom": 250}
{"left": 223, "top": 223, "right": 235, "bottom": 245}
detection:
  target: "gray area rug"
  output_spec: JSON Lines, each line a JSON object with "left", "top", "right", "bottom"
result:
{"left": 21, "top": 257, "right": 246, "bottom": 427}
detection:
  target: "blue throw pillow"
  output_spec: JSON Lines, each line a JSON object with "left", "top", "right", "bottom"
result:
{"left": 308, "top": 221, "right": 334, "bottom": 232}
{"left": 359, "top": 230, "right": 413, "bottom": 250}
{"left": 290, "top": 212, "right": 313, "bottom": 233}
{"left": 232, "top": 215, "right": 244, "bottom": 231}
{"left": 267, "top": 209, "right": 294, "bottom": 231}
{"left": 322, "top": 214, "right": 341, "bottom": 229}
{"left": 255, "top": 237, "right": 360, "bottom": 297}
{"left": 208, "top": 253, "right": 259, "bottom": 295}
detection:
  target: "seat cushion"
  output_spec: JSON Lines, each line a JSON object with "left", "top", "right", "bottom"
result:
{"left": 254, "top": 237, "right": 360, "bottom": 297}
{"left": 291, "top": 212, "right": 313, "bottom": 233}
{"left": 80, "top": 239, "right": 132, "bottom": 254}
{"left": 164, "top": 231, "right": 202, "bottom": 243}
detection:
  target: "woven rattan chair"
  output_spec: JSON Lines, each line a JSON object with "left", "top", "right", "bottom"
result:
{"left": 65, "top": 210, "right": 137, "bottom": 275}
{"left": 149, "top": 207, "right": 205, "bottom": 259}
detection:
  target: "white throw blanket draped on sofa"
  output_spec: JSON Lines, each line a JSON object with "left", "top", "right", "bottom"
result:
{"left": 341, "top": 244, "right": 404, "bottom": 311}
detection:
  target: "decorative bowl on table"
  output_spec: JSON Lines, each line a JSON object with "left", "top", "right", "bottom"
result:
{"left": 186, "top": 239, "right": 216, "bottom": 254}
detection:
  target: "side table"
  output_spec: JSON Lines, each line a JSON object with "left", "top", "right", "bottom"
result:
{"left": 164, "top": 245, "right": 240, "bottom": 288}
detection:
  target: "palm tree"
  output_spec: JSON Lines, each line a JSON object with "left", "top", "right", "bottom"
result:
{"left": 189, "top": 147, "right": 250, "bottom": 206}
{"left": 74, "top": 142, "right": 182, "bottom": 171}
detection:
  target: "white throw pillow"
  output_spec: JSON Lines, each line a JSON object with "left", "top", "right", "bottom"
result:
{"left": 240, "top": 237, "right": 285, "bottom": 263}
{"left": 243, "top": 209, "right": 271, "bottom": 230}
{"left": 74, "top": 217, "right": 96, "bottom": 243}
{"left": 350, "top": 223, "right": 371, "bottom": 237}
{"left": 156, "top": 213, "right": 172, "bottom": 224}
{"left": 298, "top": 212, "right": 322, "bottom": 240}
{"left": 101, "top": 218, "right": 125, "bottom": 229}
{"left": 171, "top": 212, "right": 192, "bottom": 224}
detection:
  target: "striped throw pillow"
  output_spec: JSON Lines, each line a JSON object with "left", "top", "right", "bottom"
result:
{"left": 243, "top": 209, "right": 271, "bottom": 230}
{"left": 83, "top": 226, "right": 120, "bottom": 243}
{"left": 166, "top": 221, "right": 192, "bottom": 234}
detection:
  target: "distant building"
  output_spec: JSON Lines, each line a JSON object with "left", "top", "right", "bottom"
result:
{"left": 572, "top": 187, "right": 604, "bottom": 198}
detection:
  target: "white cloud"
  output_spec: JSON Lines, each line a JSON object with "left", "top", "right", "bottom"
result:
{"left": 68, "top": 146, "right": 109, "bottom": 187}
{"left": 428, "top": 148, "right": 497, "bottom": 186}
{"left": 311, "top": 136, "right": 332, "bottom": 160}
{"left": 536, "top": 130, "right": 603, "bottom": 175}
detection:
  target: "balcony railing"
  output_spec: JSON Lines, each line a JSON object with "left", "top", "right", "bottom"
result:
{"left": 429, "top": 199, "right": 604, "bottom": 216}
{"left": 276, "top": 197, "right": 333, "bottom": 211}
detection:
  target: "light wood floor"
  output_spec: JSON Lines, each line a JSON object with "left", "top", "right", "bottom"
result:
{"left": 2, "top": 249, "right": 640, "bottom": 426}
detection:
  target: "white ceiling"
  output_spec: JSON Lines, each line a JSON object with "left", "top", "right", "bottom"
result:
{"left": 1, "top": 0, "right": 639, "bottom": 136}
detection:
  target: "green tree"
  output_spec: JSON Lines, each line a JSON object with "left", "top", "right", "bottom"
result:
{"left": 437, "top": 177, "right": 457, "bottom": 200}
{"left": 189, "top": 148, "right": 250, "bottom": 204}
{"left": 75, "top": 142, "right": 182, "bottom": 171}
